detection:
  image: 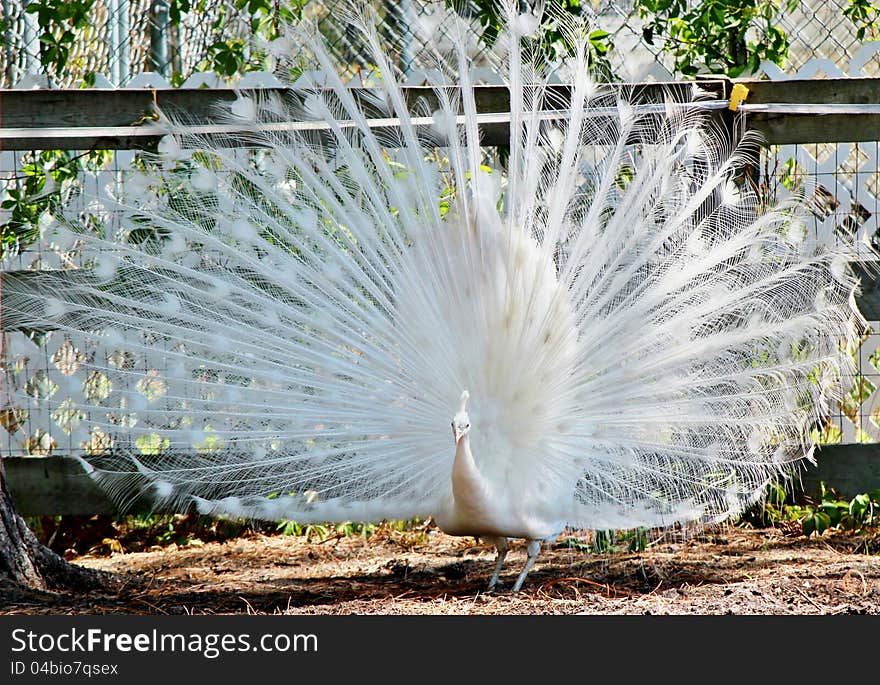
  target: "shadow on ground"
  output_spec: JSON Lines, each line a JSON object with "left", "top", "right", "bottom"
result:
{"left": 2, "top": 528, "right": 878, "bottom": 615}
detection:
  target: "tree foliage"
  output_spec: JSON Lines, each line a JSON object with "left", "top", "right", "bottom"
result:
{"left": 635, "top": 0, "right": 800, "bottom": 76}
{"left": 844, "top": 0, "right": 880, "bottom": 40}
{"left": 462, "top": 0, "right": 803, "bottom": 78}
{"left": 171, "top": 0, "right": 306, "bottom": 80}
{"left": 454, "top": 0, "right": 616, "bottom": 78}
{"left": 460, "top": 0, "right": 880, "bottom": 78}
{"left": 24, "top": 0, "right": 97, "bottom": 83}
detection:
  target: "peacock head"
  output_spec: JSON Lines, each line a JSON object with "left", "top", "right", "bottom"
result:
{"left": 451, "top": 390, "right": 471, "bottom": 443}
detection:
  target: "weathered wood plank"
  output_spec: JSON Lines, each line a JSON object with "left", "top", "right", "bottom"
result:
{"left": 746, "top": 113, "right": 880, "bottom": 145}
{"left": 737, "top": 77, "right": 880, "bottom": 144}
{"left": 0, "top": 81, "right": 725, "bottom": 151}
{"left": 802, "top": 444, "right": 880, "bottom": 497}
{"left": 851, "top": 263, "right": 880, "bottom": 321}
{"left": 2, "top": 456, "right": 157, "bottom": 517}
{"left": 1, "top": 270, "right": 102, "bottom": 333}
{"left": 0, "top": 82, "right": 718, "bottom": 126}
{"left": 740, "top": 77, "right": 880, "bottom": 106}
{"left": 4, "top": 445, "right": 879, "bottom": 517}
{"left": 2, "top": 78, "right": 879, "bottom": 148}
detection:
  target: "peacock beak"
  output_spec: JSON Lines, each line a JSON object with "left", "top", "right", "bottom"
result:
{"left": 452, "top": 423, "right": 461, "bottom": 443}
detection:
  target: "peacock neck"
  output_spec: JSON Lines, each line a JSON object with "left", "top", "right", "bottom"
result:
{"left": 451, "top": 434, "right": 489, "bottom": 509}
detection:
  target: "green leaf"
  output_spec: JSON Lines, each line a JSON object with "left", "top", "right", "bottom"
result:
{"left": 802, "top": 515, "right": 815, "bottom": 537}
{"left": 849, "top": 493, "right": 870, "bottom": 521}
{"left": 820, "top": 501, "right": 845, "bottom": 526}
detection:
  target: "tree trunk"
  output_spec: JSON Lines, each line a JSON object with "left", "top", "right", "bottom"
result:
{"left": 0, "top": 456, "right": 103, "bottom": 590}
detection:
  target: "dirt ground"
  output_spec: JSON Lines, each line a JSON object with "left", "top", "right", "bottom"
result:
{"left": 1, "top": 525, "right": 878, "bottom": 615}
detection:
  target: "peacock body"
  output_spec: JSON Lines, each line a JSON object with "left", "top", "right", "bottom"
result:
{"left": 4, "top": 5, "right": 868, "bottom": 590}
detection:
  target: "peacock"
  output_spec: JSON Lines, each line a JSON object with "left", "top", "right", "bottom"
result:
{"left": 4, "top": 4, "right": 869, "bottom": 592}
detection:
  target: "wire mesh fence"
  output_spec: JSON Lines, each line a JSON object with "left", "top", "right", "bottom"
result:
{"left": 3, "top": 116, "right": 880, "bottom": 456}
{"left": 2, "top": 0, "right": 487, "bottom": 87}
{"left": 3, "top": 2, "right": 880, "bottom": 456}
{"left": 760, "top": 139, "right": 880, "bottom": 443}
{"left": 2, "top": 0, "right": 879, "bottom": 88}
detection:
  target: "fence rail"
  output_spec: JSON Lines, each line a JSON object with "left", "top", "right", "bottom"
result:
{"left": 0, "top": 80, "right": 727, "bottom": 151}
{"left": 5, "top": 446, "right": 879, "bottom": 517}
{"left": 3, "top": 78, "right": 880, "bottom": 151}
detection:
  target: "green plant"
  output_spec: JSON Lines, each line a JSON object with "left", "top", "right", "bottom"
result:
{"left": 451, "top": 0, "right": 615, "bottom": 79}
{"left": 844, "top": 0, "right": 880, "bottom": 40}
{"left": 1, "top": 149, "right": 111, "bottom": 258}
{"left": 275, "top": 519, "right": 378, "bottom": 542}
{"left": 561, "top": 527, "right": 649, "bottom": 554}
{"left": 27, "top": 513, "right": 259, "bottom": 556}
{"left": 190, "top": 0, "right": 306, "bottom": 77}
{"left": 739, "top": 481, "right": 791, "bottom": 527}
{"left": 740, "top": 480, "right": 880, "bottom": 537}
{"left": 801, "top": 486, "right": 880, "bottom": 536}
{"left": 636, "top": 0, "right": 799, "bottom": 76}
{"left": 24, "top": 0, "right": 97, "bottom": 81}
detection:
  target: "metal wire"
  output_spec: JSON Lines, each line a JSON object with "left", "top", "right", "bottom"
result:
{"left": 2, "top": 0, "right": 878, "bottom": 88}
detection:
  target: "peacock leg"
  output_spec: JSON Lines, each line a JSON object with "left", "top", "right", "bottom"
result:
{"left": 512, "top": 539, "right": 542, "bottom": 592}
{"left": 486, "top": 536, "right": 509, "bottom": 590}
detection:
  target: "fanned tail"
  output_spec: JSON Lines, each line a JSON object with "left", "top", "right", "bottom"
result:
{"left": 3, "top": 3, "right": 869, "bottom": 533}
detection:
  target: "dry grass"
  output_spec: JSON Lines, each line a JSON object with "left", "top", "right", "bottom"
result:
{"left": 2, "top": 525, "right": 878, "bottom": 615}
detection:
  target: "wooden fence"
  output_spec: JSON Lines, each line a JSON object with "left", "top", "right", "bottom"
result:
{"left": 3, "top": 75, "right": 880, "bottom": 515}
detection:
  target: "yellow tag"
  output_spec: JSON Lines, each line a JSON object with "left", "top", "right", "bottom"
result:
{"left": 728, "top": 83, "right": 750, "bottom": 111}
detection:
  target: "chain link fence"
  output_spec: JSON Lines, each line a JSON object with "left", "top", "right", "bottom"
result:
{"left": 2, "top": 0, "right": 483, "bottom": 87}
{"left": 1, "top": 0, "right": 878, "bottom": 88}
{"left": 3, "top": 2, "right": 880, "bottom": 456}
